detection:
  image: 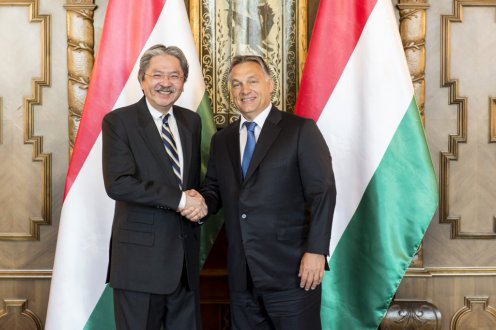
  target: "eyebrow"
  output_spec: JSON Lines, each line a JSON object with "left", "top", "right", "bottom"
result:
{"left": 151, "top": 69, "right": 180, "bottom": 73}
{"left": 230, "top": 74, "right": 259, "bottom": 81}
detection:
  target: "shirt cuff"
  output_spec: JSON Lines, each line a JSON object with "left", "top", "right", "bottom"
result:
{"left": 178, "top": 192, "right": 186, "bottom": 209}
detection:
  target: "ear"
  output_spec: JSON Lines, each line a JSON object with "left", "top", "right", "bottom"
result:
{"left": 268, "top": 77, "right": 275, "bottom": 93}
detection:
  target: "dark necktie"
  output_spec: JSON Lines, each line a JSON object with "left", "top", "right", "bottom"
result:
{"left": 161, "top": 114, "right": 182, "bottom": 189}
{"left": 242, "top": 121, "right": 257, "bottom": 179}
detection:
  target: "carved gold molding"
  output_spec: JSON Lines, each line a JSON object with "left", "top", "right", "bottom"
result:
{"left": 440, "top": 0, "right": 496, "bottom": 239}
{"left": 0, "top": 299, "right": 43, "bottom": 330}
{"left": 397, "top": 0, "right": 429, "bottom": 268}
{"left": 189, "top": 0, "right": 200, "bottom": 55}
{"left": 0, "top": 269, "right": 52, "bottom": 279}
{"left": 0, "top": 0, "right": 52, "bottom": 241}
{"left": 451, "top": 297, "right": 496, "bottom": 330}
{"left": 397, "top": 0, "right": 429, "bottom": 124}
{"left": 405, "top": 267, "right": 496, "bottom": 277}
{"left": 64, "top": 0, "right": 96, "bottom": 156}
{"left": 296, "top": 0, "right": 307, "bottom": 82}
{"left": 190, "top": 0, "right": 307, "bottom": 127}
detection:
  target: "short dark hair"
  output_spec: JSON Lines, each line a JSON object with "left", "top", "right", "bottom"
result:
{"left": 229, "top": 55, "right": 272, "bottom": 78}
{"left": 138, "top": 44, "right": 189, "bottom": 82}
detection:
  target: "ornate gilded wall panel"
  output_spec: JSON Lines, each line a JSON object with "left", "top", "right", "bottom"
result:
{"left": 0, "top": 0, "right": 51, "bottom": 241}
{"left": 440, "top": 0, "right": 496, "bottom": 239}
{"left": 451, "top": 297, "right": 496, "bottom": 329}
{"left": 190, "top": 0, "right": 307, "bottom": 127}
{"left": 0, "top": 299, "right": 43, "bottom": 330}
{"left": 397, "top": 274, "right": 496, "bottom": 329}
{"left": 65, "top": 0, "right": 96, "bottom": 156}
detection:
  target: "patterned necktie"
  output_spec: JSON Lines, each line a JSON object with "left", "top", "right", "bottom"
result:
{"left": 241, "top": 121, "right": 257, "bottom": 179}
{"left": 161, "top": 114, "right": 182, "bottom": 189}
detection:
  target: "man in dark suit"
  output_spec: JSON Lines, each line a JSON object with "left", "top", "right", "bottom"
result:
{"left": 102, "top": 44, "right": 207, "bottom": 330}
{"left": 185, "top": 55, "right": 336, "bottom": 329}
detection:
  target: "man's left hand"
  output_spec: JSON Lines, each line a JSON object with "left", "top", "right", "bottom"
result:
{"left": 298, "top": 252, "right": 325, "bottom": 291}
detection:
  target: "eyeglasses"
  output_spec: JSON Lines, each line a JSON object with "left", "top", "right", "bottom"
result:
{"left": 145, "top": 72, "right": 184, "bottom": 83}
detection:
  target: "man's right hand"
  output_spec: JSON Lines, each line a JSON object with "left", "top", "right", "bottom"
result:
{"left": 180, "top": 189, "right": 207, "bottom": 222}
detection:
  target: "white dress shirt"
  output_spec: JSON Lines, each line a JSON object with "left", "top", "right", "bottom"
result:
{"left": 239, "top": 104, "right": 272, "bottom": 162}
{"left": 146, "top": 100, "right": 186, "bottom": 209}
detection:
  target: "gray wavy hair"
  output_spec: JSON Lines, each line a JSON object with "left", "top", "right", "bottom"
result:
{"left": 138, "top": 44, "right": 189, "bottom": 82}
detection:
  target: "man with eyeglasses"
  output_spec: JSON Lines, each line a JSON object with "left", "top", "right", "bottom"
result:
{"left": 102, "top": 44, "right": 206, "bottom": 329}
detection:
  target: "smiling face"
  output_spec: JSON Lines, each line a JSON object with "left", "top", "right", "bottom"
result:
{"left": 229, "top": 61, "right": 274, "bottom": 121}
{"left": 140, "top": 54, "right": 185, "bottom": 114}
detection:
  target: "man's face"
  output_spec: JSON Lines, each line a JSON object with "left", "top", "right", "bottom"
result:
{"left": 140, "top": 54, "right": 185, "bottom": 114}
{"left": 229, "top": 61, "right": 274, "bottom": 121}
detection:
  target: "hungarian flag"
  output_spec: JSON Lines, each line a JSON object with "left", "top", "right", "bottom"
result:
{"left": 46, "top": 0, "right": 220, "bottom": 328}
{"left": 295, "top": 0, "right": 438, "bottom": 329}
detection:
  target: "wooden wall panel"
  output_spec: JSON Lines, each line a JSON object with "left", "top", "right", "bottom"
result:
{"left": 0, "top": 1, "right": 55, "bottom": 328}
{"left": 394, "top": 0, "right": 496, "bottom": 329}
{"left": 0, "top": 0, "right": 94, "bottom": 327}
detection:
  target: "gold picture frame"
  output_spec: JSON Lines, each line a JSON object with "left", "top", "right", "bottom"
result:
{"left": 190, "top": 0, "right": 307, "bottom": 127}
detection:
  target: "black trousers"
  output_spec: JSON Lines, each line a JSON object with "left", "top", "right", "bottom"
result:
{"left": 113, "top": 272, "right": 201, "bottom": 330}
{"left": 229, "top": 280, "right": 322, "bottom": 330}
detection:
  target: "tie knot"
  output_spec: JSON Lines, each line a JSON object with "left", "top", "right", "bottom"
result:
{"left": 163, "top": 113, "right": 170, "bottom": 124}
{"left": 244, "top": 121, "right": 257, "bottom": 133}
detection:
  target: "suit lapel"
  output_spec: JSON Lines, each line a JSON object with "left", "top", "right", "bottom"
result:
{"left": 226, "top": 121, "right": 243, "bottom": 185}
{"left": 136, "top": 97, "right": 177, "bottom": 184}
{"left": 244, "top": 107, "right": 282, "bottom": 182}
{"left": 174, "top": 106, "right": 193, "bottom": 187}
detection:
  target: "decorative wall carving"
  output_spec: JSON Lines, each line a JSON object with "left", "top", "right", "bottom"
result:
{"left": 64, "top": 0, "right": 97, "bottom": 156}
{"left": 397, "top": 0, "right": 430, "bottom": 268}
{"left": 451, "top": 297, "right": 496, "bottom": 329}
{"left": 0, "top": 0, "right": 52, "bottom": 241}
{"left": 0, "top": 299, "right": 43, "bottom": 330}
{"left": 398, "top": 0, "right": 429, "bottom": 124}
{"left": 190, "top": 0, "right": 307, "bottom": 127}
{"left": 381, "top": 300, "right": 441, "bottom": 330}
{"left": 440, "top": 0, "right": 496, "bottom": 239}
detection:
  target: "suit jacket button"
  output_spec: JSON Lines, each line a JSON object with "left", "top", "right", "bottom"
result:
{"left": 241, "top": 214, "right": 247, "bottom": 219}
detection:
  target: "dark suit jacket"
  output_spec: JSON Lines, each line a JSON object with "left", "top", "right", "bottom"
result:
{"left": 102, "top": 96, "right": 202, "bottom": 295}
{"left": 201, "top": 106, "right": 336, "bottom": 292}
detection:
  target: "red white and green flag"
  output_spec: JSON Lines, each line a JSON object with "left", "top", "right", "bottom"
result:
{"left": 295, "top": 0, "right": 438, "bottom": 328}
{"left": 46, "top": 0, "right": 220, "bottom": 328}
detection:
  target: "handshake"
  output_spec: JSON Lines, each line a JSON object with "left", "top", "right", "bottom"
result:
{"left": 178, "top": 189, "right": 208, "bottom": 223}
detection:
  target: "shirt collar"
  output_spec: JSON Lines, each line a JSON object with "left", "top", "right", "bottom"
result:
{"left": 146, "top": 99, "right": 174, "bottom": 121}
{"left": 239, "top": 104, "right": 272, "bottom": 132}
